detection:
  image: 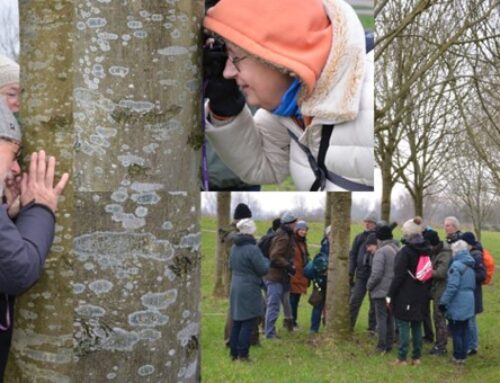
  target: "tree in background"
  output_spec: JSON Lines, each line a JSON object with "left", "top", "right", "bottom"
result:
{"left": 214, "top": 192, "right": 231, "bottom": 297}
{"left": 7, "top": 2, "right": 202, "bottom": 382}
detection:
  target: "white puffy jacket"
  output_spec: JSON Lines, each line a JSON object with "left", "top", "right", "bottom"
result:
{"left": 205, "top": 0, "right": 374, "bottom": 191}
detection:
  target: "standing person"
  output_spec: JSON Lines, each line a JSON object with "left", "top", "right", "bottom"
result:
{"left": 220, "top": 203, "right": 254, "bottom": 346}
{"left": 0, "top": 55, "right": 20, "bottom": 115}
{"left": 387, "top": 217, "right": 431, "bottom": 366}
{"left": 460, "top": 232, "right": 486, "bottom": 356}
{"left": 349, "top": 212, "right": 377, "bottom": 332}
{"left": 438, "top": 240, "right": 476, "bottom": 365}
{"left": 264, "top": 212, "right": 297, "bottom": 339}
{"left": 229, "top": 218, "right": 270, "bottom": 361}
{"left": 1, "top": 102, "right": 69, "bottom": 379}
{"left": 422, "top": 228, "right": 451, "bottom": 356}
{"left": 367, "top": 224, "right": 399, "bottom": 354}
{"left": 203, "top": 0, "right": 374, "bottom": 191}
{"left": 289, "top": 220, "right": 310, "bottom": 330}
{"left": 444, "top": 216, "right": 462, "bottom": 244}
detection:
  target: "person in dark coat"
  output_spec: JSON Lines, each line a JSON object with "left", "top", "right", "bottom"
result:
{"left": 289, "top": 221, "right": 310, "bottom": 329}
{"left": 349, "top": 212, "right": 377, "bottom": 332}
{"left": 460, "top": 232, "right": 486, "bottom": 356}
{"left": 439, "top": 240, "right": 476, "bottom": 365}
{"left": 264, "top": 212, "right": 296, "bottom": 339}
{"left": 387, "top": 217, "right": 431, "bottom": 366}
{"left": 0, "top": 101, "right": 69, "bottom": 380}
{"left": 229, "top": 218, "right": 270, "bottom": 361}
{"left": 423, "top": 228, "right": 451, "bottom": 355}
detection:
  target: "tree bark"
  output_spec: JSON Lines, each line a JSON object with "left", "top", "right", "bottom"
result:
{"left": 214, "top": 192, "right": 230, "bottom": 297}
{"left": 325, "top": 192, "right": 352, "bottom": 340}
{"left": 324, "top": 192, "right": 334, "bottom": 231}
{"left": 7, "top": 2, "right": 202, "bottom": 382}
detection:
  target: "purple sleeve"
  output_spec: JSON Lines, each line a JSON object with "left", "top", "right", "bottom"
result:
{"left": 0, "top": 202, "right": 55, "bottom": 295}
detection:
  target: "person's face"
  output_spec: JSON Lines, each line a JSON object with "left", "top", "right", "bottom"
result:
{"left": 223, "top": 42, "right": 294, "bottom": 111}
{"left": 0, "top": 139, "right": 21, "bottom": 196}
{"left": 0, "top": 83, "right": 21, "bottom": 113}
{"left": 364, "top": 220, "right": 376, "bottom": 231}
{"left": 444, "top": 221, "right": 457, "bottom": 236}
{"left": 297, "top": 228, "right": 307, "bottom": 238}
{"left": 367, "top": 244, "right": 377, "bottom": 254}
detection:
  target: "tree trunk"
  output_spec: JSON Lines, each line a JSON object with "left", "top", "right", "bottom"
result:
{"left": 7, "top": 2, "right": 202, "bottom": 382}
{"left": 414, "top": 188, "right": 424, "bottom": 218}
{"left": 380, "top": 164, "right": 393, "bottom": 222}
{"left": 214, "top": 192, "right": 231, "bottom": 297}
{"left": 324, "top": 192, "right": 334, "bottom": 229}
{"left": 325, "top": 192, "right": 352, "bottom": 340}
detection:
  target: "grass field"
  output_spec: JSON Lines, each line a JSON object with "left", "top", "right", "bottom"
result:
{"left": 200, "top": 216, "right": 500, "bottom": 383}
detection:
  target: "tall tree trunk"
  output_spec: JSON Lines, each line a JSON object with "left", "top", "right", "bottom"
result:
{"left": 325, "top": 192, "right": 352, "bottom": 340}
{"left": 324, "top": 192, "right": 334, "bottom": 229}
{"left": 7, "top": 2, "right": 202, "bottom": 382}
{"left": 214, "top": 192, "right": 231, "bottom": 297}
{"left": 380, "top": 163, "right": 393, "bottom": 222}
{"left": 414, "top": 189, "right": 424, "bottom": 218}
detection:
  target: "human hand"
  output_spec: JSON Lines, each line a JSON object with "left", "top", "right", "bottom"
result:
{"left": 4, "top": 174, "right": 22, "bottom": 218}
{"left": 20, "top": 150, "right": 69, "bottom": 213}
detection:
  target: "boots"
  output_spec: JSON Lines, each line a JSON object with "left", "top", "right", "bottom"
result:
{"left": 283, "top": 318, "right": 294, "bottom": 332}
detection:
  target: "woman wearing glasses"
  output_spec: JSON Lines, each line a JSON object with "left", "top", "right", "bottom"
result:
{"left": 203, "top": 0, "right": 374, "bottom": 191}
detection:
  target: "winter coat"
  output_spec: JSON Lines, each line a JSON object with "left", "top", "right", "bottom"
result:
{"left": 470, "top": 246, "right": 486, "bottom": 314}
{"left": 205, "top": 0, "right": 374, "bottom": 191}
{"left": 264, "top": 225, "right": 295, "bottom": 284}
{"left": 430, "top": 241, "right": 452, "bottom": 301}
{"left": 367, "top": 239, "right": 399, "bottom": 299}
{"left": 387, "top": 236, "right": 432, "bottom": 322}
{"left": 290, "top": 233, "right": 309, "bottom": 294}
{"left": 439, "top": 250, "right": 476, "bottom": 321}
{"left": 320, "top": 236, "right": 329, "bottom": 256}
{"left": 229, "top": 234, "right": 270, "bottom": 321}
{"left": 0, "top": 202, "right": 56, "bottom": 378}
{"left": 348, "top": 230, "right": 374, "bottom": 280}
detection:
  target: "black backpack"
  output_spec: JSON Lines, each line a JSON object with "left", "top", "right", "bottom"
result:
{"left": 257, "top": 232, "right": 277, "bottom": 258}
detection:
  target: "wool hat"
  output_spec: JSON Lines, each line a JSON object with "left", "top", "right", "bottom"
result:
{"left": 281, "top": 211, "right": 297, "bottom": 225}
{"left": 365, "top": 233, "right": 378, "bottom": 246}
{"left": 376, "top": 223, "right": 394, "bottom": 241}
{"left": 423, "top": 229, "right": 440, "bottom": 247}
{"left": 0, "top": 55, "right": 19, "bottom": 88}
{"left": 460, "top": 232, "right": 477, "bottom": 246}
{"left": 0, "top": 100, "right": 21, "bottom": 143}
{"left": 271, "top": 218, "right": 281, "bottom": 232}
{"left": 203, "top": 0, "right": 332, "bottom": 94}
{"left": 233, "top": 203, "right": 252, "bottom": 220}
{"left": 363, "top": 212, "right": 378, "bottom": 224}
{"left": 236, "top": 218, "right": 257, "bottom": 235}
{"left": 295, "top": 220, "right": 308, "bottom": 231}
{"left": 402, "top": 217, "right": 423, "bottom": 237}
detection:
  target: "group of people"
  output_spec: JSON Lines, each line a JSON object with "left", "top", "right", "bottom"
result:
{"left": 349, "top": 214, "right": 487, "bottom": 366}
{"left": 224, "top": 205, "right": 489, "bottom": 366}
{"left": 0, "top": 54, "right": 69, "bottom": 380}
{"left": 221, "top": 203, "right": 330, "bottom": 361}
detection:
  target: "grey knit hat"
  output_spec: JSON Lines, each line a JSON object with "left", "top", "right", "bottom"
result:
{"left": 281, "top": 212, "right": 297, "bottom": 224}
{"left": 363, "top": 212, "right": 378, "bottom": 223}
{"left": 0, "top": 55, "right": 19, "bottom": 88}
{"left": 295, "top": 220, "right": 308, "bottom": 231}
{"left": 0, "top": 100, "right": 21, "bottom": 142}
{"left": 236, "top": 218, "right": 256, "bottom": 235}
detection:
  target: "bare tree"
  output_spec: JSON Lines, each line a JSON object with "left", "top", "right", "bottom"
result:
{"left": 325, "top": 192, "right": 352, "bottom": 339}
{"left": 7, "top": 2, "right": 202, "bottom": 382}
{"left": 0, "top": 3, "right": 19, "bottom": 59}
{"left": 214, "top": 192, "right": 231, "bottom": 297}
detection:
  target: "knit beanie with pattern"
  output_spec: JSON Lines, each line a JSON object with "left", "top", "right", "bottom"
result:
{"left": 0, "top": 55, "right": 20, "bottom": 88}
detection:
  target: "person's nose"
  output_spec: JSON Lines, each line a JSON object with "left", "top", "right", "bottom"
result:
{"left": 223, "top": 58, "right": 238, "bottom": 79}
{"left": 11, "top": 160, "right": 21, "bottom": 174}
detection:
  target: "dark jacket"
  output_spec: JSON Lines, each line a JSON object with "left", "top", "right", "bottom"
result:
{"left": 470, "top": 246, "right": 486, "bottom": 314}
{"left": 0, "top": 202, "right": 56, "bottom": 379}
{"left": 430, "top": 241, "right": 452, "bottom": 301}
{"left": 265, "top": 225, "right": 295, "bottom": 284}
{"left": 387, "top": 235, "right": 432, "bottom": 321}
{"left": 439, "top": 250, "right": 476, "bottom": 321}
{"left": 229, "top": 234, "right": 270, "bottom": 321}
{"left": 348, "top": 229, "right": 374, "bottom": 280}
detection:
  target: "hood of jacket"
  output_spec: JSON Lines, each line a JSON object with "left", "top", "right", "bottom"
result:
{"left": 404, "top": 235, "right": 432, "bottom": 256}
{"left": 298, "top": 0, "right": 367, "bottom": 124}
{"left": 452, "top": 250, "right": 476, "bottom": 269}
{"left": 233, "top": 234, "right": 257, "bottom": 247}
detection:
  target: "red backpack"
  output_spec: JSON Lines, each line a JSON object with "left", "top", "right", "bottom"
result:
{"left": 482, "top": 248, "right": 495, "bottom": 285}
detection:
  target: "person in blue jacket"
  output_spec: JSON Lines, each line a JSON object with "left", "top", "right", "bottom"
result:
{"left": 439, "top": 240, "right": 476, "bottom": 365}
{"left": 0, "top": 101, "right": 69, "bottom": 380}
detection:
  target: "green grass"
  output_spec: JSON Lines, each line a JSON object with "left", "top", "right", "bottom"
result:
{"left": 201, "top": 216, "right": 500, "bottom": 382}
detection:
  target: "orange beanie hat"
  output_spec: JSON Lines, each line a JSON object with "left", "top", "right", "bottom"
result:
{"left": 204, "top": 0, "right": 332, "bottom": 94}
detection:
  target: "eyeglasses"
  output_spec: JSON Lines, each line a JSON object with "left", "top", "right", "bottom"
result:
{"left": 227, "top": 54, "right": 248, "bottom": 72}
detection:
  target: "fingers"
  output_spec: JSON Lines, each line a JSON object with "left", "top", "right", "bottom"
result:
{"left": 28, "top": 151, "right": 37, "bottom": 185}
{"left": 37, "top": 150, "right": 46, "bottom": 184}
{"left": 20, "top": 172, "right": 27, "bottom": 195}
{"left": 45, "top": 156, "right": 56, "bottom": 189}
{"left": 54, "top": 172, "right": 70, "bottom": 196}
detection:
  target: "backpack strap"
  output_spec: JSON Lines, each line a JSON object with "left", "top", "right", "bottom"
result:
{"left": 287, "top": 127, "right": 373, "bottom": 191}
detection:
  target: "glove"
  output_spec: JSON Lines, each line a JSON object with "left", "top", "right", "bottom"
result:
{"left": 203, "top": 41, "right": 245, "bottom": 117}
{"left": 286, "top": 265, "right": 296, "bottom": 276}
{"left": 349, "top": 274, "right": 355, "bottom": 287}
{"left": 438, "top": 304, "right": 447, "bottom": 313}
